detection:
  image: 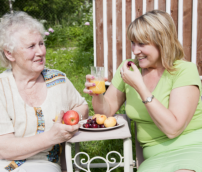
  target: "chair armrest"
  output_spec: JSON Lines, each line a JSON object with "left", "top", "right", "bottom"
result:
{"left": 134, "top": 122, "right": 144, "bottom": 168}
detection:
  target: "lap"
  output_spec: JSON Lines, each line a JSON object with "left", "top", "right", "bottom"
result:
{"left": 0, "top": 160, "right": 61, "bottom": 172}
{"left": 137, "top": 145, "right": 202, "bottom": 172}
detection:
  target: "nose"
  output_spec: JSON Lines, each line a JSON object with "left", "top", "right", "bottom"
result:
{"left": 35, "top": 45, "right": 44, "bottom": 56}
{"left": 132, "top": 43, "right": 141, "bottom": 55}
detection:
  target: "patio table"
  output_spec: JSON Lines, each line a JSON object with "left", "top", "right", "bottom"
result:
{"left": 65, "top": 114, "right": 135, "bottom": 172}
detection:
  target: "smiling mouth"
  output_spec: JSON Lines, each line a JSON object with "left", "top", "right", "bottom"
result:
{"left": 138, "top": 57, "right": 147, "bottom": 60}
{"left": 34, "top": 59, "right": 43, "bottom": 62}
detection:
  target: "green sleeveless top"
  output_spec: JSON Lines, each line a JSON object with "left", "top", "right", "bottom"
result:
{"left": 112, "top": 60, "right": 202, "bottom": 148}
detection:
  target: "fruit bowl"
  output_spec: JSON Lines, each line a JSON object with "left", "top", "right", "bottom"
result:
{"left": 79, "top": 119, "right": 125, "bottom": 131}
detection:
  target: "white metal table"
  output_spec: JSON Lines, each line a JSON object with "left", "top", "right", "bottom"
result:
{"left": 65, "top": 114, "right": 135, "bottom": 172}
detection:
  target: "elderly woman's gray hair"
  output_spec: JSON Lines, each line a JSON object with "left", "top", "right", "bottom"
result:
{"left": 0, "top": 11, "right": 45, "bottom": 68}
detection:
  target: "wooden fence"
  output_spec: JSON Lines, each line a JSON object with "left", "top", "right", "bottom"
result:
{"left": 93, "top": 0, "right": 202, "bottom": 84}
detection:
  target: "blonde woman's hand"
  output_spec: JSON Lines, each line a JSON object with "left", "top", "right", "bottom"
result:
{"left": 120, "top": 61, "right": 145, "bottom": 92}
{"left": 83, "top": 74, "right": 108, "bottom": 95}
{"left": 49, "top": 111, "right": 80, "bottom": 144}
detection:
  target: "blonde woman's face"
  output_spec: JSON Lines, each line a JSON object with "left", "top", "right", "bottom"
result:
{"left": 131, "top": 41, "right": 162, "bottom": 69}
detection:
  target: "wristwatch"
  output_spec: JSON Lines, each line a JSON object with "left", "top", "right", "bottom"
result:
{"left": 142, "top": 95, "right": 154, "bottom": 104}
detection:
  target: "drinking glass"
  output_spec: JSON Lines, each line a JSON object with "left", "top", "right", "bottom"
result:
{"left": 89, "top": 66, "right": 106, "bottom": 94}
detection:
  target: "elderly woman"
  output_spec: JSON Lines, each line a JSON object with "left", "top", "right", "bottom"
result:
{"left": 84, "top": 10, "right": 202, "bottom": 172}
{"left": 0, "top": 12, "right": 88, "bottom": 172}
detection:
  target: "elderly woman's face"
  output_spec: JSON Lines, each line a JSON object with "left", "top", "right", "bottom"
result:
{"left": 11, "top": 29, "right": 46, "bottom": 73}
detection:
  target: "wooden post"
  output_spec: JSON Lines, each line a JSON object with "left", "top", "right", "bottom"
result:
{"left": 183, "top": 0, "right": 192, "bottom": 61}
{"left": 8, "top": 0, "right": 13, "bottom": 14}
{"left": 197, "top": 0, "right": 202, "bottom": 75}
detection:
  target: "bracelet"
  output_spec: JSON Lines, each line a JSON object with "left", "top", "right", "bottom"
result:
{"left": 142, "top": 95, "right": 154, "bottom": 104}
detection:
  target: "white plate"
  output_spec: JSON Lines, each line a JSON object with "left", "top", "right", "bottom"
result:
{"left": 79, "top": 119, "right": 125, "bottom": 131}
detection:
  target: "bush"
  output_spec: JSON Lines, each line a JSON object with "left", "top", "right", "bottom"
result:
{"left": 76, "top": 23, "right": 93, "bottom": 51}
{"left": 45, "top": 26, "right": 69, "bottom": 48}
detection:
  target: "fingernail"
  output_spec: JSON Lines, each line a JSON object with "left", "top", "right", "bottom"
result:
{"left": 93, "top": 83, "right": 96, "bottom": 86}
{"left": 92, "top": 76, "right": 94, "bottom": 79}
{"left": 96, "top": 94, "right": 98, "bottom": 96}
{"left": 90, "top": 90, "right": 93, "bottom": 93}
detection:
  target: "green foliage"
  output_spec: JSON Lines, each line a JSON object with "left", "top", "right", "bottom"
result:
{"left": 45, "top": 26, "right": 69, "bottom": 48}
{"left": 67, "top": 26, "right": 83, "bottom": 40}
{"left": 0, "top": 67, "right": 6, "bottom": 74}
{"left": 8, "top": 0, "right": 92, "bottom": 27}
{"left": 12, "top": 0, "right": 86, "bottom": 24}
{"left": 76, "top": 23, "right": 93, "bottom": 51}
{"left": 43, "top": 0, "right": 93, "bottom": 50}
{"left": 0, "top": 0, "right": 9, "bottom": 17}
{"left": 44, "top": 25, "right": 85, "bottom": 48}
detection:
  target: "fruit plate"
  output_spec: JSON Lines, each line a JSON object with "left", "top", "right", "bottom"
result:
{"left": 79, "top": 119, "right": 125, "bottom": 131}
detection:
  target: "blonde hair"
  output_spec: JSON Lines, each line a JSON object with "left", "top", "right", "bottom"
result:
{"left": 127, "top": 10, "right": 184, "bottom": 72}
{"left": 0, "top": 11, "right": 45, "bottom": 68}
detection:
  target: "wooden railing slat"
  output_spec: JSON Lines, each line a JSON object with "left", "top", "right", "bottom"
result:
{"left": 107, "top": 0, "right": 113, "bottom": 81}
{"left": 183, "top": 0, "right": 192, "bottom": 62}
{"left": 136, "top": 0, "right": 143, "bottom": 18}
{"left": 171, "top": 0, "right": 178, "bottom": 35}
{"left": 126, "top": 0, "right": 132, "bottom": 59}
{"left": 159, "top": 0, "right": 166, "bottom": 11}
{"left": 96, "top": 0, "right": 104, "bottom": 66}
{"left": 197, "top": 0, "right": 202, "bottom": 75}
{"left": 146, "top": 0, "right": 154, "bottom": 12}
{"left": 116, "top": 0, "right": 123, "bottom": 68}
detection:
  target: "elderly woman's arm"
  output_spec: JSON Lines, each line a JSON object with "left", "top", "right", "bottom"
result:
{"left": 0, "top": 111, "right": 80, "bottom": 160}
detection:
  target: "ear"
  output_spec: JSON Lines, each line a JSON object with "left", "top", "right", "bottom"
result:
{"left": 3, "top": 50, "right": 15, "bottom": 62}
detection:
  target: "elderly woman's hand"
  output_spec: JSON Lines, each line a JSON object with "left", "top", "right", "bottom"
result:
{"left": 48, "top": 111, "right": 80, "bottom": 144}
{"left": 83, "top": 75, "right": 108, "bottom": 95}
{"left": 120, "top": 61, "right": 145, "bottom": 92}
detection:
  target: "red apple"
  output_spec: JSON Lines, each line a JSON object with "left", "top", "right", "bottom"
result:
{"left": 63, "top": 110, "right": 79, "bottom": 125}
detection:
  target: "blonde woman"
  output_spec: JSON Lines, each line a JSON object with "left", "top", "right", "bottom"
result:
{"left": 84, "top": 10, "right": 202, "bottom": 171}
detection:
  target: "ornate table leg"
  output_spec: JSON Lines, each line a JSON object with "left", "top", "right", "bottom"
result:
{"left": 65, "top": 142, "right": 73, "bottom": 172}
{"left": 75, "top": 142, "right": 80, "bottom": 172}
{"left": 72, "top": 151, "right": 125, "bottom": 171}
{"left": 123, "top": 137, "right": 134, "bottom": 172}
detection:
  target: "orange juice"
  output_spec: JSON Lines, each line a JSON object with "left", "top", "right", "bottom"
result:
{"left": 89, "top": 80, "right": 106, "bottom": 94}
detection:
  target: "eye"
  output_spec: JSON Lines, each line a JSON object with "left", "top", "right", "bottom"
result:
{"left": 131, "top": 41, "right": 135, "bottom": 45}
{"left": 29, "top": 44, "right": 35, "bottom": 48}
{"left": 40, "top": 42, "right": 44, "bottom": 46}
{"left": 139, "top": 43, "right": 145, "bottom": 46}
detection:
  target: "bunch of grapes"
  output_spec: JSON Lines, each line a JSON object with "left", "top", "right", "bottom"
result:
{"left": 82, "top": 118, "right": 105, "bottom": 128}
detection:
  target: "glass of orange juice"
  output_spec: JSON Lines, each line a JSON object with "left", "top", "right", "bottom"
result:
{"left": 89, "top": 66, "right": 106, "bottom": 94}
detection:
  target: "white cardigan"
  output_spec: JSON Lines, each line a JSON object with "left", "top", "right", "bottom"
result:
{"left": 0, "top": 69, "right": 87, "bottom": 170}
